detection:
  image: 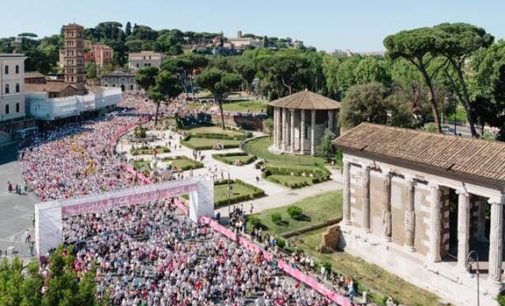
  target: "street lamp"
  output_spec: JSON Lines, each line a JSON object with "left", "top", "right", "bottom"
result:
{"left": 467, "top": 250, "right": 480, "bottom": 306}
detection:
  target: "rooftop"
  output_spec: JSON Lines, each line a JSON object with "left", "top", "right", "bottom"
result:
{"left": 26, "top": 82, "right": 77, "bottom": 93}
{"left": 268, "top": 90, "right": 341, "bottom": 110}
{"left": 333, "top": 123, "right": 505, "bottom": 188}
{"left": 0, "top": 53, "right": 26, "bottom": 58}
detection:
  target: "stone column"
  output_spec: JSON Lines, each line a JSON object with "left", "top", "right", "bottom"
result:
{"left": 362, "top": 166, "right": 371, "bottom": 233}
{"left": 404, "top": 177, "right": 416, "bottom": 251}
{"left": 290, "top": 109, "right": 295, "bottom": 153}
{"left": 328, "top": 110, "right": 334, "bottom": 133}
{"left": 474, "top": 199, "right": 487, "bottom": 242}
{"left": 457, "top": 190, "right": 470, "bottom": 271}
{"left": 273, "top": 108, "right": 278, "bottom": 148}
{"left": 488, "top": 199, "right": 503, "bottom": 283}
{"left": 429, "top": 184, "right": 442, "bottom": 263}
{"left": 300, "top": 110, "right": 305, "bottom": 154}
{"left": 343, "top": 161, "right": 351, "bottom": 225}
{"left": 281, "top": 108, "right": 287, "bottom": 151}
{"left": 276, "top": 108, "right": 282, "bottom": 148}
{"left": 381, "top": 171, "right": 392, "bottom": 242}
{"left": 310, "top": 110, "right": 316, "bottom": 156}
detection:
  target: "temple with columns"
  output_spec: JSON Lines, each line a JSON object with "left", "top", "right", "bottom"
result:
{"left": 334, "top": 123, "right": 505, "bottom": 306}
{"left": 269, "top": 90, "right": 340, "bottom": 156}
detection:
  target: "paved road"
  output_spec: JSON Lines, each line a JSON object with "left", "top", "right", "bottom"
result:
{"left": 0, "top": 143, "right": 37, "bottom": 258}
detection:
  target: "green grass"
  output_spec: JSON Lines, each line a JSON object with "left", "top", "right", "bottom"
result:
{"left": 130, "top": 146, "right": 170, "bottom": 156}
{"left": 243, "top": 137, "right": 324, "bottom": 166}
{"left": 214, "top": 181, "right": 264, "bottom": 207}
{"left": 295, "top": 229, "right": 440, "bottom": 306}
{"left": 249, "top": 191, "right": 342, "bottom": 236}
{"left": 181, "top": 137, "right": 241, "bottom": 150}
{"left": 213, "top": 152, "right": 256, "bottom": 166}
{"left": 186, "top": 126, "right": 244, "bottom": 137}
{"left": 133, "top": 160, "right": 151, "bottom": 172}
{"left": 222, "top": 100, "right": 268, "bottom": 113}
{"left": 161, "top": 156, "right": 203, "bottom": 171}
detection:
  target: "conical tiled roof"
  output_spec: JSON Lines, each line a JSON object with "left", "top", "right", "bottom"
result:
{"left": 268, "top": 90, "right": 341, "bottom": 110}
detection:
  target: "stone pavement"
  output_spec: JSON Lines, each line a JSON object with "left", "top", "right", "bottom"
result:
{"left": 0, "top": 143, "right": 37, "bottom": 258}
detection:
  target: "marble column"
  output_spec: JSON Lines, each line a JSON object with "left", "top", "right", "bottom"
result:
{"left": 290, "top": 109, "right": 295, "bottom": 153}
{"left": 300, "top": 110, "right": 305, "bottom": 154}
{"left": 457, "top": 190, "right": 470, "bottom": 271}
{"left": 281, "top": 108, "right": 287, "bottom": 151}
{"left": 404, "top": 177, "right": 416, "bottom": 251}
{"left": 343, "top": 161, "right": 351, "bottom": 225}
{"left": 382, "top": 171, "right": 392, "bottom": 242}
{"left": 310, "top": 110, "right": 316, "bottom": 156}
{"left": 276, "top": 108, "right": 282, "bottom": 148}
{"left": 328, "top": 110, "right": 334, "bottom": 133}
{"left": 488, "top": 199, "right": 503, "bottom": 283}
{"left": 362, "top": 166, "right": 371, "bottom": 233}
{"left": 429, "top": 184, "right": 442, "bottom": 263}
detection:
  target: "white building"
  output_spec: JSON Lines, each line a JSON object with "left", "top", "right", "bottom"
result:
{"left": 0, "top": 54, "right": 27, "bottom": 122}
{"left": 128, "top": 51, "right": 166, "bottom": 71}
{"left": 26, "top": 87, "right": 122, "bottom": 121}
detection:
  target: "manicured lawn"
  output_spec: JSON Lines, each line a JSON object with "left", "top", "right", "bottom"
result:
{"left": 213, "top": 180, "right": 264, "bottom": 207}
{"left": 213, "top": 152, "right": 256, "bottom": 166}
{"left": 130, "top": 146, "right": 170, "bottom": 156}
{"left": 162, "top": 156, "right": 203, "bottom": 171}
{"left": 243, "top": 137, "right": 324, "bottom": 166}
{"left": 181, "top": 137, "right": 241, "bottom": 150}
{"left": 133, "top": 160, "right": 151, "bottom": 172}
{"left": 222, "top": 100, "right": 268, "bottom": 113}
{"left": 187, "top": 126, "right": 244, "bottom": 137}
{"left": 249, "top": 191, "right": 342, "bottom": 236}
{"left": 295, "top": 229, "right": 440, "bottom": 306}
{"left": 266, "top": 175, "right": 315, "bottom": 187}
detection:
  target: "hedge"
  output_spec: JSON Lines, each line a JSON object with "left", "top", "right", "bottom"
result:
{"left": 190, "top": 132, "right": 244, "bottom": 141}
{"left": 213, "top": 179, "right": 265, "bottom": 208}
{"left": 130, "top": 145, "right": 171, "bottom": 156}
{"left": 212, "top": 152, "right": 257, "bottom": 165}
{"left": 261, "top": 163, "right": 331, "bottom": 189}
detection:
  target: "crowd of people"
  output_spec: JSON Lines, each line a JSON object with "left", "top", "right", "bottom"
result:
{"left": 58, "top": 199, "right": 335, "bottom": 306}
{"left": 19, "top": 113, "right": 143, "bottom": 201}
{"left": 22, "top": 93, "right": 356, "bottom": 305}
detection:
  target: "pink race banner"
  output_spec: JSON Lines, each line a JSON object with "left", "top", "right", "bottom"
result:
{"left": 199, "top": 216, "right": 351, "bottom": 306}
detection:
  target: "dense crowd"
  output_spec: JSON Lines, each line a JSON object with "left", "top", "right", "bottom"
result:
{"left": 19, "top": 113, "right": 142, "bottom": 201}
{"left": 58, "top": 199, "right": 335, "bottom": 306}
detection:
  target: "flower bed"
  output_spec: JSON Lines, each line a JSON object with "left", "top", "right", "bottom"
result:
{"left": 161, "top": 156, "right": 204, "bottom": 171}
{"left": 213, "top": 179, "right": 265, "bottom": 207}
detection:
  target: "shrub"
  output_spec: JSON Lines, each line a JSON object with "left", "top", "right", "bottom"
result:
{"left": 271, "top": 213, "right": 282, "bottom": 225}
{"left": 248, "top": 216, "right": 266, "bottom": 230}
{"left": 322, "top": 261, "right": 332, "bottom": 273}
{"left": 276, "top": 237, "right": 286, "bottom": 249}
{"left": 287, "top": 206, "right": 303, "bottom": 220}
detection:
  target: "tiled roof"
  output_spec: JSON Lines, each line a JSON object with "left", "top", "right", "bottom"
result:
{"left": 334, "top": 123, "right": 505, "bottom": 187}
{"left": 25, "top": 72, "right": 45, "bottom": 78}
{"left": 25, "top": 82, "right": 77, "bottom": 93}
{"left": 268, "top": 90, "right": 341, "bottom": 110}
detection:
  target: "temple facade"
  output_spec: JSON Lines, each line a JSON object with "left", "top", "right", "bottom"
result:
{"left": 334, "top": 123, "right": 505, "bottom": 306}
{"left": 269, "top": 90, "right": 340, "bottom": 156}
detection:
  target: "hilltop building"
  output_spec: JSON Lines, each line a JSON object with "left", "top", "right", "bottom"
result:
{"left": 0, "top": 53, "right": 27, "bottom": 122}
{"left": 129, "top": 51, "right": 165, "bottom": 70}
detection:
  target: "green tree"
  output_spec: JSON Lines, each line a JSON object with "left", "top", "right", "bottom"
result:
{"left": 135, "top": 67, "right": 159, "bottom": 91}
{"left": 195, "top": 68, "right": 242, "bottom": 129}
{"left": 316, "top": 128, "right": 336, "bottom": 161}
{"left": 354, "top": 56, "right": 391, "bottom": 87}
{"left": 384, "top": 28, "right": 447, "bottom": 133}
{"left": 148, "top": 70, "right": 183, "bottom": 126}
{"left": 125, "top": 21, "right": 132, "bottom": 37}
{"left": 339, "top": 82, "right": 389, "bottom": 129}
{"left": 85, "top": 62, "right": 98, "bottom": 79}
{"left": 434, "top": 23, "right": 494, "bottom": 137}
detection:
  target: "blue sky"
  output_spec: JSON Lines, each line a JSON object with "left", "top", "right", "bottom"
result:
{"left": 2, "top": 0, "right": 504, "bottom": 52}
